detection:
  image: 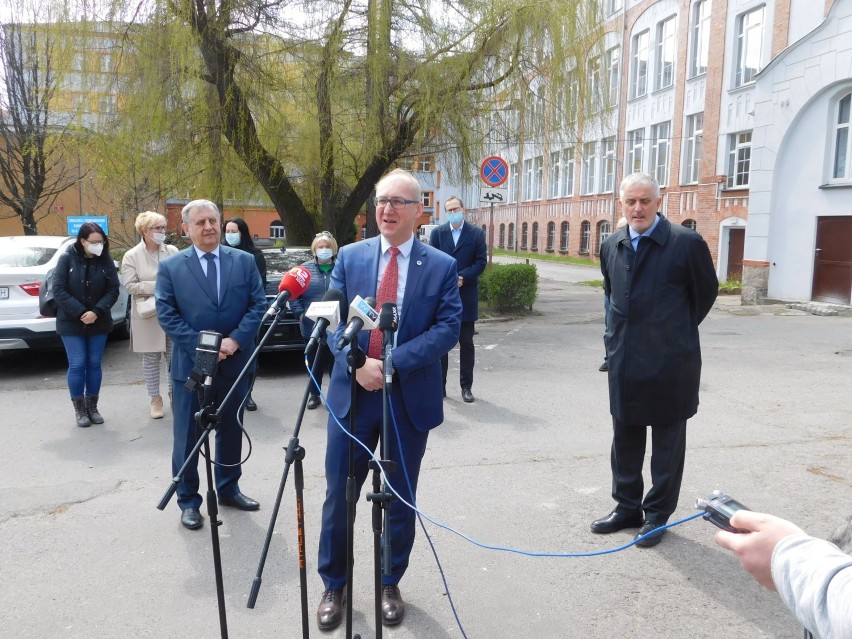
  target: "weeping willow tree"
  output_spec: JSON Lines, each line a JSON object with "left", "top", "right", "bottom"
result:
{"left": 96, "top": 0, "right": 604, "bottom": 244}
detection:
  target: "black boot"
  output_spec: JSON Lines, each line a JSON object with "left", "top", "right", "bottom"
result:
{"left": 72, "top": 396, "right": 91, "bottom": 428}
{"left": 86, "top": 395, "right": 105, "bottom": 424}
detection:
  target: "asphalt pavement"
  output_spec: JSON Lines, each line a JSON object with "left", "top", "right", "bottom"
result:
{"left": 1, "top": 257, "right": 850, "bottom": 639}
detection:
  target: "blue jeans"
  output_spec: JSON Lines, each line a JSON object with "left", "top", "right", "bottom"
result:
{"left": 61, "top": 333, "right": 109, "bottom": 398}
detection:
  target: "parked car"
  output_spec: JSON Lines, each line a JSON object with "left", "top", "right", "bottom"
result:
{"left": 0, "top": 236, "right": 130, "bottom": 351}
{"left": 259, "top": 247, "right": 313, "bottom": 352}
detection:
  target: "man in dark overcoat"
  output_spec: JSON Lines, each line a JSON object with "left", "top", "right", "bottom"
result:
{"left": 591, "top": 172, "right": 718, "bottom": 547}
{"left": 429, "top": 196, "right": 488, "bottom": 402}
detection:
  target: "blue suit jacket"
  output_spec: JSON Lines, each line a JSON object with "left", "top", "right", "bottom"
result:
{"left": 429, "top": 222, "right": 487, "bottom": 322}
{"left": 156, "top": 245, "right": 267, "bottom": 383}
{"left": 326, "top": 236, "right": 462, "bottom": 431}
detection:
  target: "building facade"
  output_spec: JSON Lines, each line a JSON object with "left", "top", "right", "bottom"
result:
{"left": 456, "top": 0, "right": 851, "bottom": 305}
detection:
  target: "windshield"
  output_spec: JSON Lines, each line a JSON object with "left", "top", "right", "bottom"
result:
{"left": 0, "top": 246, "right": 58, "bottom": 267}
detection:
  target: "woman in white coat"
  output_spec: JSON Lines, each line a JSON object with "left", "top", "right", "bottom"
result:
{"left": 121, "top": 211, "right": 179, "bottom": 418}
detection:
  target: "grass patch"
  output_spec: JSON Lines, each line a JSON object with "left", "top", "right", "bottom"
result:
{"left": 492, "top": 248, "right": 597, "bottom": 267}
{"left": 577, "top": 279, "right": 604, "bottom": 288}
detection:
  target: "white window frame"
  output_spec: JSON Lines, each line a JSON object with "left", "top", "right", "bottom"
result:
{"left": 533, "top": 155, "right": 544, "bottom": 200}
{"left": 831, "top": 92, "right": 851, "bottom": 182}
{"left": 656, "top": 16, "right": 677, "bottom": 91}
{"left": 683, "top": 112, "right": 704, "bottom": 184}
{"left": 606, "top": 46, "right": 621, "bottom": 107}
{"left": 523, "top": 158, "right": 534, "bottom": 201}
{"left": 607, "top": 0, "right": 623, "bottom": 15}
{"left": 650, "top": 121, "right": 671, "bottom": 186}
{"left": 580, "top": 220, "right": 591, "bottom": 254}
{"left": 630, "top": 30, "right": 650, "bottom": 99}
{"left": 509, "top": 162, "right": 519, "bottom": 202}
{"left": 626, "top": 128, "right": 644, "bottom": 174}
{"left": 735, "top": 5, "right": 765, "bottom": 88}
{"left": 548, "top": 151, "right": 561, "bottom": 198}
{"left": 561, "top": 147, "right": 575, "bottom": 197}
{"left": 546, "top": 221, "right": 556, "bottom": 251}
{"left": 582, "top": 142, "right": 598, "bottom": 195}
{"left": 727, "top": 131, "right": 752, "bottom": 188}
{"left": 600, "top": 137, "right": 616, "bottom": 193}
{"left": 689, "top": 0, "right": 712, "bottom": 78}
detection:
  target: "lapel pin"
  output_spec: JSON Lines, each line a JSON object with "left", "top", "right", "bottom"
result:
{"left": 416, "top": 260, "right": 422, "bottom": 266}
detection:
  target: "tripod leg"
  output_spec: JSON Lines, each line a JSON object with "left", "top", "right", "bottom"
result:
{"left": 294, "top": 456, "right": 310, "bottom": 639}
{"left": 203, "top": 438, "right": 229, "bottom": 639}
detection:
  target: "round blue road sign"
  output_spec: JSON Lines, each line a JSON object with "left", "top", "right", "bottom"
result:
{"left": 480, "top": 156, "right": 509, "bottom": 187}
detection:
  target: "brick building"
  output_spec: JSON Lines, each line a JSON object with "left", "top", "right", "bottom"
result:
{"left": 455, "top": 0, "right": 852, "bottom": 305}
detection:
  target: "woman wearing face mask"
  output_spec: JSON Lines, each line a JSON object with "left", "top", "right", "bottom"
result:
{"left": 289, "top": 231, "right": 338, "bottom": 410}
{"left": 52, "top": 222, "right": 120, "bottom": 428}
{"left": 121, "top": 211, "right": 179, "bottom": 419}
{"left": 224, "top": 217, "right": 267, "bottom": 411}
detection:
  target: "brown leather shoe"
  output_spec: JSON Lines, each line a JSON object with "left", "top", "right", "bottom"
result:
{"left": 381, "top": 585, "right": 405, "bottom": 626}
{"left": 317, "top": 588, "right": 345, "bottom": 630}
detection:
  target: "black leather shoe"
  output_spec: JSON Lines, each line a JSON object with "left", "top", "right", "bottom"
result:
{"left": 181, "top": 508, "right": 204, "bottom": 530}
{"left": 461, "top": 388, "right": 474, "bottom": 403}
{"left": 218, "top": 492, "right": 260, "bottom": 511}
{"left": 381, "top": 585, "right": 405, "bottom": 626}
{"left": 317, "top": 588, "right": 345, "bottom": 630}
{"left": 635, "top": 521, "right": 667, "bottom": 547}
{"left": 599, "top": 360, "right": 609, "bottom": 372}
{"left": 306, "top": 394, "right": 321, "bottom": 410}
{"left": 245, "top": 395, "right": 258, "bottom": 411}
{"left": 590, "top": 510, "right": 644, "bottom": 534}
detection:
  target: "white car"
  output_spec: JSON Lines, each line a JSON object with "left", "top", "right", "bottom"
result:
{"left": 0, "top": 235, "right": 129, "bottom": 351}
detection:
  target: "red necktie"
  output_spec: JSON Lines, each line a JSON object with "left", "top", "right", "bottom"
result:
{"left": 368, "top": 247, "right": 400, "bottom": 359}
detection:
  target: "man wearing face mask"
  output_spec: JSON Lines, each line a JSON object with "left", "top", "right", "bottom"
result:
{"left": 429, "top": 196, "right": 487, "bottom": 403}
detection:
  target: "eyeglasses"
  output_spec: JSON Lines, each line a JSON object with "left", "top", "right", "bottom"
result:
{"left": 151, "top": 226, "right": 167, "bottom": 232}
{"left": 447, "top": 207, "right": 463, "bottom": 214}
{"left": 373, "top": 196, "right": 419, "bottom": 209}
{"left": 315, "top": 231, "right": 333, "bottom": 238}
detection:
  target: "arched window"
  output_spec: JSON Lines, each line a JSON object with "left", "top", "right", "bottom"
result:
{"left": 596, "top": 220, "right": 611, "bottom": 254}
{"left": 507, "top": 223, "right": 515, "bottom": 249}
{"left": 269, "top": 220, "right": 285, "bottom": 240}
{"left": 499, "top": 223, "right": 506, "bottom": 248}
{"left": 831, "top": 92, "right": 851, "bottom": 182}
{"left": 531, "top": 222, "right": 539, "bottom": 250}
{"left": 546, "top": 221, "right": 556, "bottom": 251}
{"left": 682, "top": 219, "right": 697, "bottom": 231}
{"left": 521, "top": 222, "right": 529, "bottom": 250}
{"left": 560, "top": 222, "right": 570, "bottom": 252}
{"left": 580, "top": 221, "right": 591, "bottom": 254}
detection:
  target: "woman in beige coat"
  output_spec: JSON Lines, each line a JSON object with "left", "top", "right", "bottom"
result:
{"left": 121, "top": 211, "right": 178, "bottom": 418}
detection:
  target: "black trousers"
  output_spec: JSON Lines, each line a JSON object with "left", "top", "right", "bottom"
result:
{"left": 610, "top": 417, "right": 687, "bottom": 523}
{"left": 441, "top": 320, "right": 476, "bottom": 390}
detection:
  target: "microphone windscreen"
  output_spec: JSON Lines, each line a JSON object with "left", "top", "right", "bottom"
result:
{"left": 278, "top": 265, "right": 311, "bottom": 297}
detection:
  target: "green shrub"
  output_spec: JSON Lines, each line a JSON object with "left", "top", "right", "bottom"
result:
{"left": 481, "top": 263, "right": 538, "bottom": 312}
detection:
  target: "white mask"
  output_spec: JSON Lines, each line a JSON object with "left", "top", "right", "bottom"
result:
{"left": 316, "top": 248, "right": 333, "bottom": 261}
{"left": 151, "top": 232, "right": 166, "bottom": 245}
{"left": 86, "top": 242, "right": 104, "bottom": 257}
{"left": 225, "top": 232, "right": 242, "bottom": 247}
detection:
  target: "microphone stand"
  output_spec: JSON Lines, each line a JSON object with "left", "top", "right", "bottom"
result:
{"left": 246, "top": 337, "right": 330, "bottom": 639}
{"left": 345, "top": 337, "right": 367, "bottom": 639}
{"left": 366, "top": 325, "right": 398, "bottom": 639}
{"left": 156, "top": 307, "right": 289, "bottom": 639}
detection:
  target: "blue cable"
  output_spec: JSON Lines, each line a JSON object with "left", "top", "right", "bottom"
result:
{"left": 305, "top": 358, "right": 706, "bottom": 631}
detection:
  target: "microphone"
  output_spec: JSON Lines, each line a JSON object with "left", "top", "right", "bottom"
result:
{"left": 378, "top": 302, "right": 398, "bottom": 349}
{"left": 265, "top": 265, "right": 311, "bottom": 318}
{"left": 304, "top": 288, "right": 345, "bottom": 356}
{"left": 336, "top": 295, "right": 378, "bottom": 350}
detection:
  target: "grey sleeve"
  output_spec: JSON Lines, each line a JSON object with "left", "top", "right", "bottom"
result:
{"left": 771, "top": 535, "right": 852, "bottom": 639}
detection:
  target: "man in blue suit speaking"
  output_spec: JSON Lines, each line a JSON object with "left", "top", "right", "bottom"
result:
{"left": 316, "top": 170, "right": 462, "bottom": 630}
{"left": 156, "top": 199, "right": 267, "bottom": 531}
